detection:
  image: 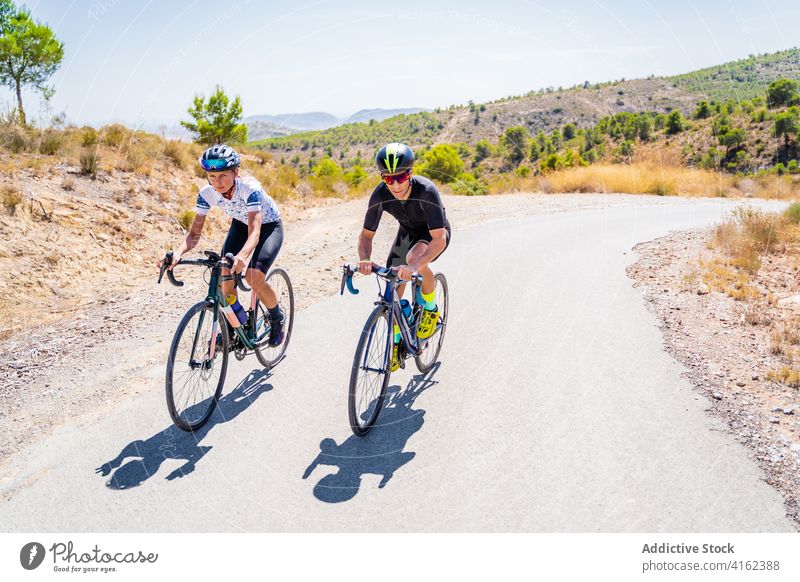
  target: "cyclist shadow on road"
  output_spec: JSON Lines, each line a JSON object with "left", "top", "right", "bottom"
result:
{"left": 302, "top": 364, "right": 440, "bottom": 503}
{"left": 95, "top": 368, "right": 273, "bottom": 490}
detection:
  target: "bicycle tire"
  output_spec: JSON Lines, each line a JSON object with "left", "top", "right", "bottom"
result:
{"left": 349, "top": 305, "right": 393, "bottom": 436}
{"left": 415, "top": 272, "right": 449, "bottom": 373}
{"left": 253, "top": 268, "right": 294, "bottom": 368}
{"left": 166, "top": 301, "right": 228, "bottom": 431}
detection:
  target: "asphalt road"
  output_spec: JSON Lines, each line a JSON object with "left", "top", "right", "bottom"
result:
{"left": 0, "top": 196, "right": 794, "bottom": 532}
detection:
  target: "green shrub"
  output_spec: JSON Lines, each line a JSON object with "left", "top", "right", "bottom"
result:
{"left": 500, "top": 126, "right": 530, "bottom": 165}
{"left": 177, "top": 209, "right": 196, "bottom": 230}
{"left": 80, "top": 150, "right": 98, "bottom": 177}
{"left": 416, "top": 144, "right": 464, "bottom": 183}
{"left": 515, "top": 165, "right": 531, "bottom": 177}
{"left": 80, "top": 126, "right": 98, "bottom": 146}
{"left": 344, "top": 165, "right": 368, "bottom": 188}
{"left": 2, "top": 186, "right": 22, "bottom": 215}
{"left": 767, "top": 78, "right": 799, "bottom": 108}
{"left": 694, "top": 101, "right": 711, "bottom": 119}
{"left": 474, "top": 139, "right": 493, "bottom": 162}
{"left": 163, "top": 139, "right": 188, "bottom": 168}
{"left": 102, "top": 123, "right": 130, "bottom": 148}
{"left": 313, "top": 156, "right": 342, "bottom": 178}
{"left": 666, "top": 111, "right": 688, "bottom": 134}
{"left": 39, "top": 130, "right": 63, "bottom": 155}
{"left": 2, "top": 126, "right": 30, "bottom": 153}
{"left": 784, "top": 202, "right": 800, "bottom": 224}
{"left": 451, "top": 173, "right": 488, "bottom": 196}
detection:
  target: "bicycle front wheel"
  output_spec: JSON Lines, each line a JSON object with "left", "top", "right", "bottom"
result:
{"left": 349, "top": 305, "right": 393, "bottom": 436}
{"left": 166, "top": 301, "right": 228, "bottom": 431}
{"left": 253, "top": 268, "right": 295, "bottom": 368}
{"left": 415, "top": 272, "right": 449, "bottom": 373}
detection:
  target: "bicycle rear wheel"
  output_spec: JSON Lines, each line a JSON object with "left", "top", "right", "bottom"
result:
{"left": 253, "top": 268, "right": 294, "bottom": 368}
{"left": 415, "top": 272, "right": 449, "bottom": 373}
{"left": 349, "top": 305, "right": 393, "bottom": 436}
{"left": 166, "top": 301, "right": 228, "bottom": 431}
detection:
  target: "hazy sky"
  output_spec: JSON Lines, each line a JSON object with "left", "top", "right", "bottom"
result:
{"left": 4, "top": 0, "right": 799, "bottom": 128}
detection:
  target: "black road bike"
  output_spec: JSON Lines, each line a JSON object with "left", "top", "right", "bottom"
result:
{"left": 340, "top": 264, "right": 448, "bottom": 436}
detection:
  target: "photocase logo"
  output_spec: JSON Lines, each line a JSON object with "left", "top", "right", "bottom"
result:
{"left": 20, "top": 542, "right": 46, "bottom": 570}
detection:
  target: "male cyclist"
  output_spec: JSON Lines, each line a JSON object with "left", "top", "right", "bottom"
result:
{"left": 357, "top": 142, "right": 451, "bottom": 371}
{"left": 161, "top": 144, "right": 285, "bottom": 346}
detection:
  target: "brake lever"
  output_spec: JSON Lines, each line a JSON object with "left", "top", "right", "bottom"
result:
{"left": 159, "top": 251, "right": 184, "bottom": 287}
{"left": 157, "top": 252, "right": 172, "bottom": 284}
{"left": 223, "top": 253, "right": 249, "bottom": 292}
{"left": 341, "top": 264, "right": 359, "bottom": 295}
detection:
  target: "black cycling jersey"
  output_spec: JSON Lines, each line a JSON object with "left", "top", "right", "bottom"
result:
{"left": 363, "top": 175, "right": 450, "bottom": 237}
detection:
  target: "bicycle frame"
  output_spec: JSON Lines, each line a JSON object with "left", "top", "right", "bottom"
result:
{"left": 384, "top": 277, "right": 426, "bottom": 358}
{"left": 342, "top": 264, "right": 429, "bottom": 362}
{"left": 161, "top": 251, "right": 267, "bottom": 355}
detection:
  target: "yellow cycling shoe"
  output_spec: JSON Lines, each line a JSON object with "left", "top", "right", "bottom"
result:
{"left": 417, "top": 306, "right": 439, "bottom": 339}
{"left": 391, "top": 342, "right": 401, "bottom": 372}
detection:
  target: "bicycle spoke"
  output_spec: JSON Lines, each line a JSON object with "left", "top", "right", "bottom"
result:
{"left": 166, "top": 302, "right": 226, "bottom": 430}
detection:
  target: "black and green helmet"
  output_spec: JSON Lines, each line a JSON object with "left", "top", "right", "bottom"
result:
{"left": 375, "top": 142, "right": 415, "bottom": 174}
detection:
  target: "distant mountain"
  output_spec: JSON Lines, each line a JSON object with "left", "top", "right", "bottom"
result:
{"left": 244, "top": 112, "right": 339, "bottom": 132}
{"left": 342, "top": 108, "right": 430, "bottom": 124}
{"left": 244, "top": 108, "right": 431, "bottom": 140}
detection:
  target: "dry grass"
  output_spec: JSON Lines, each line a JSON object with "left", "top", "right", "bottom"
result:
{"left": 119, "top": 143, "right": 151, "bottom": 175}
{"left": 700, "top": 258, "right": 760, "bottom": 300}
{"left": 543, "top": 163, "right": 731, "bottom": 197}
{"left": 770, "top": 323, "right": 800, "bottom": 355}
{"left": 80, "top": 150, "right": 99, "bottom": 177}
{"left": 701, "top": 207, "right": 800, "bottom": 388}
{"left": 498, "top": 158, "right": 800, "bottom": 199}
{"left": 2, "top": 185, "right": 22, "bottom": 215}
{"left": 710, "top": 206, "right": 794, "bottom": 269}
{"left": 163, "top": 139, "right": 189, "bottom": 169}
{"left": 701, "top": 207, "right": 798, "bottom": 300}
{"left": 177, "top": 209, "right": 196, "bottom": 230}
{"left": 767, "top": 366, "right": 800, "bottom": 387}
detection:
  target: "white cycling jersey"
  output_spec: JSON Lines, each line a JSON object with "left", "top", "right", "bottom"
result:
{"left": 195, "top": 176, "right": 281, "bottom": 224}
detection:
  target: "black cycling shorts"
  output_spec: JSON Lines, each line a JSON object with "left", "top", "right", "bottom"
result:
{"left": 222, "top": 219, "right": 283, "bottom": 273}
{"left": 386, "top": 226, "right": 451, "bottom": 268}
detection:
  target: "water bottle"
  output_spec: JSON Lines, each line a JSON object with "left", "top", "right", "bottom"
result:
{"left": 222, "top": 294, "right": 248, "bottom": 328}
{"left": 400, "top": 299, "right": 413, "bottom": 324}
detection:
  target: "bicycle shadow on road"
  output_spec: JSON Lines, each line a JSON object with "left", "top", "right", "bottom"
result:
{"left": 95, "top": 368, "right": 273, "bottom": 490}
{"left": 302, "top": 364, "right": 440, "bottom": 503}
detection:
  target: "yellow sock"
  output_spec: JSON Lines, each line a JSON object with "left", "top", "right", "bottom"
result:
{"left": 421, "top": 290, "right": 435, "bottom": 310}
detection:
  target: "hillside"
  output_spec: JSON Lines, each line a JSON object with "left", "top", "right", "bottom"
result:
{"left": 671, "top": 48, "right": 800, "bottom": 102}
{"left": 0, "top": 125, "right": 339, "bottom": 341}
{"left": 254, "top": 48, "right": 800, "bottom": 167}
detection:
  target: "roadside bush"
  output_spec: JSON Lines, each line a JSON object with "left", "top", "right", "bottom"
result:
{"left": 80, "top": 126, "right": 98, "bottom": 146}
{"left": 451, "top": 172, "right": 488, "bottom": 196}
{"left": 163, "top": 139, "right": 189, "bottom": 169}
{"left": 38, "top": 130, "right": 63, "bottom": 155}
{"left": 344, "top": 165, "right": 368, "bottom": 188}
{"left": 416, "top": 144, "right": 464, "bottom": 183}
{"left": 2, "top": 186, "right": 22, "bottom": 215}
{"left": 102, "top": 124, "right": 130, "bottom": 148}
{"left": 80, "top": 150, "right": 99, "bottom": 177}
{"left": 122, "top": 144, "right": 151, "bottom": 174}
{"left": 784, "top": 202, "right": 800, "bottom": 224}
{"left": 177, "top": 209, "right": 196, "bottom": 230}
{"left": 2, "top": 125, "right": 31, "bottom": 153}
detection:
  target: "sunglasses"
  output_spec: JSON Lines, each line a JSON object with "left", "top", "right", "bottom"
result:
{"left": 381, "top": 171, "right": 411, "bottom": 185}
{"left": 200, "top": 158, "right": 230, "bottom": 171}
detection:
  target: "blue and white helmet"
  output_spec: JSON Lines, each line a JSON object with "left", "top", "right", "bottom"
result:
{"left": 199, "top": 144, "right": 241, "bottom": 172}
